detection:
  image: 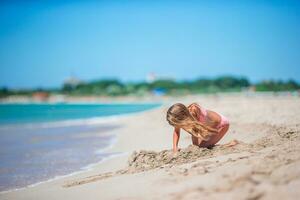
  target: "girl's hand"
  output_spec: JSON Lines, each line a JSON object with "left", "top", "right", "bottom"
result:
{"left": 172, "top": 148, "right": 180, "bottom": 157}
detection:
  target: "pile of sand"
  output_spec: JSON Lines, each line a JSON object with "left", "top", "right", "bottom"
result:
{"left": 63, "top": 144, "right": 247, "bottom": 188}
{"left": 127, "top": 143, "right": 247, "bottom": 172}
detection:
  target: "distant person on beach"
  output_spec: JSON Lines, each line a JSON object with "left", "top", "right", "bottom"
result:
{"left": 166, "top": 103, "right": 238, "bottom": 152}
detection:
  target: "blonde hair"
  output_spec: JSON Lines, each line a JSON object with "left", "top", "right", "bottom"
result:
{"left": 166, "top": 103, "right": 218, "bottom": 141}
{"left": 187, "top": 102, "right": 201, "bottom": 120}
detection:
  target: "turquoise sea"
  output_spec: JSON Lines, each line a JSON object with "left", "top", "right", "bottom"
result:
{"left": 0, "top": 103, "right": 160, "bottom": 192}
{"left": 0, "top": 103, "right": 160, "bottom": 125}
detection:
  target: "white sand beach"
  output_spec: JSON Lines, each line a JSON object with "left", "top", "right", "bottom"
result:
{"left": 1, "top": 94, "right": 300, "bottom": 200}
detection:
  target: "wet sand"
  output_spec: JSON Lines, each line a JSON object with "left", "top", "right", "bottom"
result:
{"left": 1, "top": 94, "right": 300, "bottom": 200}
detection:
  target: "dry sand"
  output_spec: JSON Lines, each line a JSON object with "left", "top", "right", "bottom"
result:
{"left": 1, "top": 94, "right": 300, "bottom": 200}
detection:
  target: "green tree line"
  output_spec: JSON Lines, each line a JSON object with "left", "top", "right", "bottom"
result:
{"left": 1, "top": 76, "right": 300, "bottom": 98}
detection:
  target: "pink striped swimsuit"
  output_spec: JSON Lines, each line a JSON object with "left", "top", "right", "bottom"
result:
{"left": 198, "top": 106, "right": 229, "bottom": 131}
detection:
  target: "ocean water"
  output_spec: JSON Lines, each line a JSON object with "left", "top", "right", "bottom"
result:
{"left": 0, "top": 103, "right": 160, "bottom": 192}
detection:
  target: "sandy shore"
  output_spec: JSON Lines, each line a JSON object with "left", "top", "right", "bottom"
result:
{"left": 1, "top": 94, "right": 300, "bottom": 200}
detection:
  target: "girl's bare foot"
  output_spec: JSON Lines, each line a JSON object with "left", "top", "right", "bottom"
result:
{"left": 224, "top": 139, "right": 239, "bottom": 147}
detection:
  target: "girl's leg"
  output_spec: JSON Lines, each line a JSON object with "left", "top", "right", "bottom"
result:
{"left": 191, "top": 135, "right": 201, "bottom": 145}
{"left": 199, "top": 124, "right": 230, "bottom": 147}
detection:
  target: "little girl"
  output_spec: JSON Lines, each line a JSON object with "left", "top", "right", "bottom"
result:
{"left": 166, "top": 103, "right": 238, "bottom": 152}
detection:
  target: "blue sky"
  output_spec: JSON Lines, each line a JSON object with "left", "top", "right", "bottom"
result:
{"left": 0, "top": 0, "right": 300, "bottom": 89}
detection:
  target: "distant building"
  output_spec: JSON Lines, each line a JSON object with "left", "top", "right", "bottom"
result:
{"left": 63, "top": 76, "right": 84, "bottom": 89}
{"left": 146, "top": 72, "right": 175, "bottom": 83}
{"left": 32, "top": 92, "right": 49, "bottom": 101}
{"left": 146, "top": 72, "right": 156, "bottom": 83}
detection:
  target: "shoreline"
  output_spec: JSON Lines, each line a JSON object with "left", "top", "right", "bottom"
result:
{"left": 0, "top": 104, "right": 162, "bottom": 193}
{"left": 1, "top": 95, "right": 300, "bottom": 199}
{"left": 0, "top": 152, "right": 129, "bottom": 195}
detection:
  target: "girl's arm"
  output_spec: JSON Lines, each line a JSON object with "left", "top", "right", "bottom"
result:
{"left": 173, "top": 127, "right": 180, "bottom": 152}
